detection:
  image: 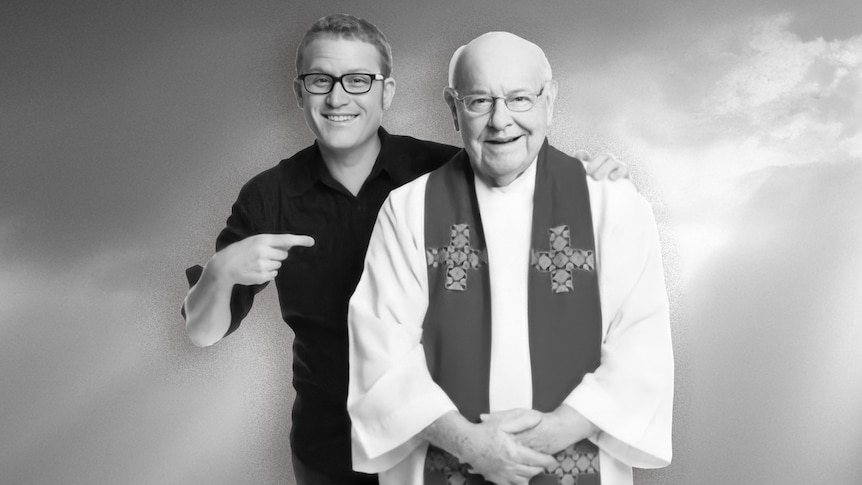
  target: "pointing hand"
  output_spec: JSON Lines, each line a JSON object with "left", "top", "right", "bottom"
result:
{"left": 210, "top": 233, "right": 315, "bottom": 286}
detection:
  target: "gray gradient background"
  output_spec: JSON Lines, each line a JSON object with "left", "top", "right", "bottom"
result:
{"left": 2, "top": 1, "right": 861, "bottom": 484}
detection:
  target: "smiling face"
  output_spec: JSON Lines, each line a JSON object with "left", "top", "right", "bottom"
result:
{"left": 293, "top": 36, "right": 395, "bottom": 156}
{"left": 444, "top": 33, "right": 556, "bottom": 187}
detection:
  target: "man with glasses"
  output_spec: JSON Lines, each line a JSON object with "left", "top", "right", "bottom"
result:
{"left": 182, "top": 15, "right": 628, "bottom": 485}
{"left": 347, "top": 32, "right": 673, "bottom": 485}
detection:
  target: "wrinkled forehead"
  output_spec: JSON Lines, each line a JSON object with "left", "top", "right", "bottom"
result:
{"left": 452, "top": 34, "right": 551, "bottom": 93}
{"left": 456, "top": 58, "right": 546, "bottom": 94}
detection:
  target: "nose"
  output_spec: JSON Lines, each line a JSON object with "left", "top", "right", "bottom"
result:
{"left": 487, "top": 98, "right": 514, "bottom": 130}
{"left": 326, "top": 81, "right": 350, "bottom": 107}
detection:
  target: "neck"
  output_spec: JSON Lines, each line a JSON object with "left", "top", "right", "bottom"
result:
{"left": 319, "top": 135, "right": 382, "bottom": 196}
{"left": 481, "top": 172, "right": 519, "bottom": 188}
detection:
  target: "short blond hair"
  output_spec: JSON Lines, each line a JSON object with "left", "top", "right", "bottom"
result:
{"left": 295, "top": 14, "right": 393, "bottom": 77}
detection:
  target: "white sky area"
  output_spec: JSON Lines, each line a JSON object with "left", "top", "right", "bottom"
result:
{"left": 1, "top": 3, "right": 861, "bottom": 484}
{"left": 551, "top": 13, "right": 862, "bottom": 279}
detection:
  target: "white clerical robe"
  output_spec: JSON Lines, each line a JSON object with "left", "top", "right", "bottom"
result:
{"left": 347, "top": 158, "right": 673, "bottom": 485}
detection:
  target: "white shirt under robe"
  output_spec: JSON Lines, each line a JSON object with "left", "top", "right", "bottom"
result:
{"left": 347, "top": 159, "right": 673, "bottom": 485}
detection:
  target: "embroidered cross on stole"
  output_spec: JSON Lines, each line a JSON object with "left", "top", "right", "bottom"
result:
{"left": 422, "top": 141, "right": 603, "bottom": 484}
{"left": 426, "top": 223, "right": 487, "bottom": 291}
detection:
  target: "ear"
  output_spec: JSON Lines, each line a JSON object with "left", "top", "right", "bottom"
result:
{"left": 382, "top": 77, "right": 396, "bottom": 110}
{"left": 544, "top": 80, "right": 559, "bottom": 125}
{"left": 443, "top": 87, "right": 460, "bottom": 132}
{"left": 293, "top": 78, "right": 305, "bottom": 109}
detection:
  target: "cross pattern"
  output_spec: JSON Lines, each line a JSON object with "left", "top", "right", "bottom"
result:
{"left": 531, "top": 225, "right": 595, "bottom": 294}
{"left": 426, "top": 224, "right": 486, "bottom": 291}
{"left": 425, "top": 441, "right": 599, "bottom": 484}
{"left": 547, "top": 441, "right": 601, "bottom": 481}
{"left": 425, "top": 446, "right": 474, "bottom": 484}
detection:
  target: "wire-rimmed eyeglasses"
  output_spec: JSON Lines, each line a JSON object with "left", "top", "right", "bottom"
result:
{"left": 451, "top": 85, "right": 547, "bottom": 114}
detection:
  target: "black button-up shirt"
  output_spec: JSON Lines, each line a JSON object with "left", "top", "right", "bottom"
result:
{"left": 187, "top": 128, "right": 458, "bottom": 482}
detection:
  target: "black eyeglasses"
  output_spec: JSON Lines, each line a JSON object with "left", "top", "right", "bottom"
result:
{"left": 297, "top": 73, "right": 385, "bottom": 95}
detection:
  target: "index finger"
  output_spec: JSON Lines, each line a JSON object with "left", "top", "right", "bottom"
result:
{"left": 268, "top": 234, "right": 315, "bottom": 250}
{"left": 584, "top": 153, "right": 612, "bottom": 175}
{"left": 517, "top": 446, "right": 558, "bottom": 470}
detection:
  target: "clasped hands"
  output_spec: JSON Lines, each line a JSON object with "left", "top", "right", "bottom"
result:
{"left": 458, "top": 405, "right": 592, "bottom": 485}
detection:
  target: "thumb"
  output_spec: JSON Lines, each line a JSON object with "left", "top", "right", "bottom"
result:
{"left": 572, "top": 149, "right": 592, "bottom": 163}
{"left": 479, "top": 408, "right": 524, "bottom": 424}
{"left": 497, "top": 410, "right": 543, "bottom": 434}
{"left": 270, "top": 234, "right": 315, "bottom": 250}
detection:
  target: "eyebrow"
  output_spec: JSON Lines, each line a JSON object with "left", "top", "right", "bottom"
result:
{"left": 461, "top": 88, "right": 538, "bottom": 96}
{"left": 302, "top": 64, "right": 380, "bottom": 75}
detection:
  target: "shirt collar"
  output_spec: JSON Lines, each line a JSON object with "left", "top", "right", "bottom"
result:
{"left": 282, "top": 127, "right": 401, "bottom": 197}
{"left": 374, "top": 127, "right": 415, "bottom": 185}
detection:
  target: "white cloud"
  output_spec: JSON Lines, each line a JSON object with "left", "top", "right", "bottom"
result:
{"left": 701, "top": 14, "right": 862, "bottom": 169}
{"left": 707, "top": 14, "right": 823, "bottom": 115}
{"left": 567, "top": 13, "right": 862, "bottom": 176}
{"left": 565, "top": 13, "right": 862, "bottom": 276}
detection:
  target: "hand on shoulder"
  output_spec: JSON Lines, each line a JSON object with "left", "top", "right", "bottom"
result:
{"left": 576, "top": 150, "right": 630, "bottom": 182}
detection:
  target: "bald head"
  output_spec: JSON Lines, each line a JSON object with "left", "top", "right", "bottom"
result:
{"left": 448, "top": 32, "right": 552, "bottom": 90}
{"left": 443, "top": 32, "right": 558, "bottom": 187}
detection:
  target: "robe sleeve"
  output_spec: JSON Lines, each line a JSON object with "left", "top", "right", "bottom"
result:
{"left": 563, "top": 180, "right": 674, "bottom": 468}
{"left": 347, "top": 176, "right": 457, "bottom": 473}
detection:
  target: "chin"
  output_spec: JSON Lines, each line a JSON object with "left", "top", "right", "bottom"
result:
{"left": 318, "top": 132, "right": 359, "bottom": 150}
{"left": 486, "top": 157, "right": 526, "bottom": 173}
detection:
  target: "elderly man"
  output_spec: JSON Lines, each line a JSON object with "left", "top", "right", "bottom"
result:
{"left": 183, "top": 15, "right": 628, "bottom": 485}
{"left": 347, "top": 32, "right": 673, "bottom": 485}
